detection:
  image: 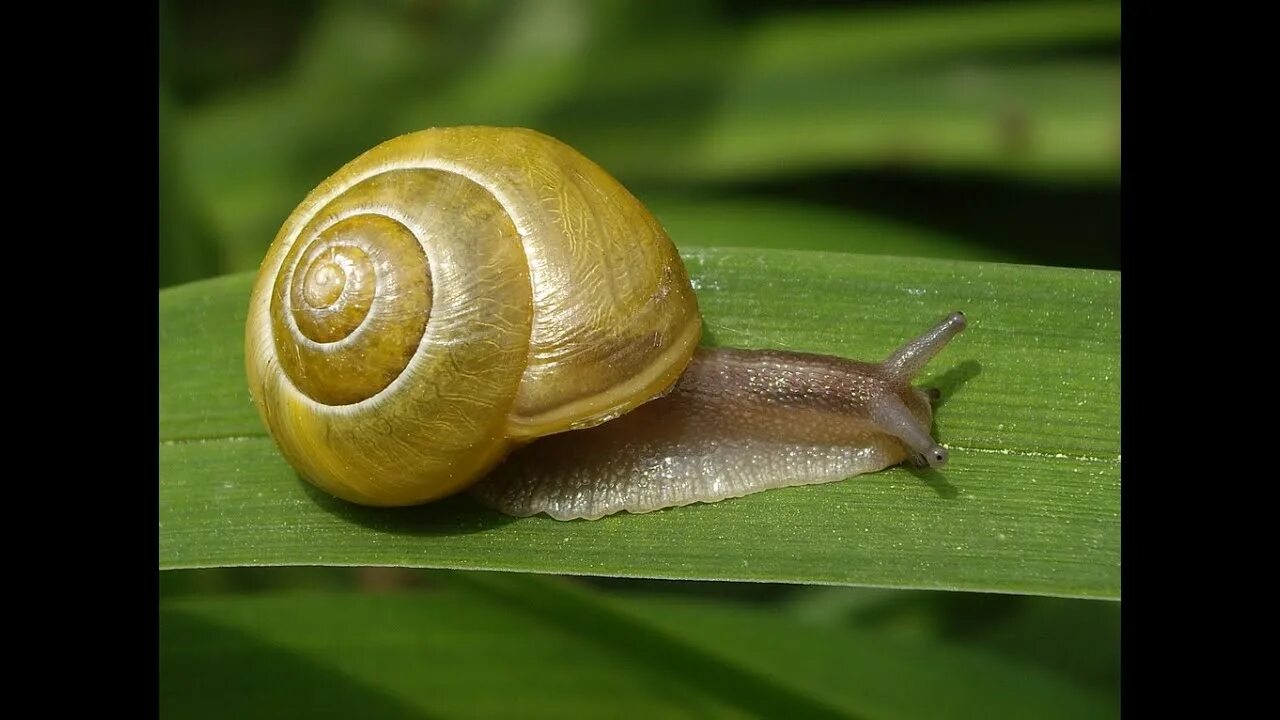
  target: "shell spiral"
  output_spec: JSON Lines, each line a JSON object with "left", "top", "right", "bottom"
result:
{"left": 245, "top": 127, "right": 702, "bottom": 506}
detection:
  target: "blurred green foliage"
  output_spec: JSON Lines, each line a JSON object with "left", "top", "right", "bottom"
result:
{"left": 159, "top": 0, "right": 1119, "bottom": 287}
{"left": 159, "top": 1, "right": 1120, "bottom": 716}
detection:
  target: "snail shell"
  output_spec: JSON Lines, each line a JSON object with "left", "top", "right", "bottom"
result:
{"left": 246, "top": 126, "right": 966, "bottom": 519}
{"left": 245, "top": 126, "right": 700, "bottom": 507}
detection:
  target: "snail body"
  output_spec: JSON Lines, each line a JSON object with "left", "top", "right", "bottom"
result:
{"left": 246, "top": 126, "right": 966, "bottom": 520}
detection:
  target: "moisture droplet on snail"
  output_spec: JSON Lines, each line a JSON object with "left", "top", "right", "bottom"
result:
{"left": 245, "top": 126, "right": 967, "bottom": 520}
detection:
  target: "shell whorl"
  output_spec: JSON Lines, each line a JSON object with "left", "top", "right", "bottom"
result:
{"left": 246, "top": 126, "right": 702, "bottom": 506}
{"left": 274, "top": 213, "right": 432, "bottom": 405}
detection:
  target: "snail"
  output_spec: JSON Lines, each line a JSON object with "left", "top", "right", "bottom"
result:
{"left": 245, "top": 126, "right": 967, "bottom": 521}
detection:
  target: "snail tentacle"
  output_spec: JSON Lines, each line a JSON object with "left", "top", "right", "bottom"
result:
{"left": 882, "top": 311, "right": 967, "bottom": 381}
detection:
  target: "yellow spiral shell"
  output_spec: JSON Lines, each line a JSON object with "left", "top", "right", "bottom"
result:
{"left": 245, "top": 126, "right": 702, "bottom": 506}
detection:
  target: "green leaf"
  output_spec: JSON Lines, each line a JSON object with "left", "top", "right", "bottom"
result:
{"left": 646, "top": 196, "right": 1009, "bottom": 260}
{"left": 160, "top": 248, "right": 1119, "bottom": 598}
{"left": 553, "top": 61, "right": 1119, "bottom": 185}
{"left": 784, "top": 585, "right": 1120, "bottom": 696}
{"left": 160, "top": 574, "right": 1116, "bottom": 719}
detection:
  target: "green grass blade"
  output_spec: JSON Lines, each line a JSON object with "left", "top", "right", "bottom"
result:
{"left": 647, "top": 196, "right": 1005, "bottom": 261}
{"left": 783, "top": 586, "right": 1120, "bottom": 696}
{"left": 555, "top": 62, "right": 1119, "bottom": 185}
{"left": 160, "top": 248, "right": 1119, "bottom": 598}
{"left": 160, "top": 574, "right": 1116, "bottom": 719}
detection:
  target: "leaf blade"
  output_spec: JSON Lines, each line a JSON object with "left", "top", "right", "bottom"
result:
{"left": 160, "top": 575, "right": 1116, "bottom": 720}
{"left": 160, "top": 249, "right": 1119, "bottom": 598}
